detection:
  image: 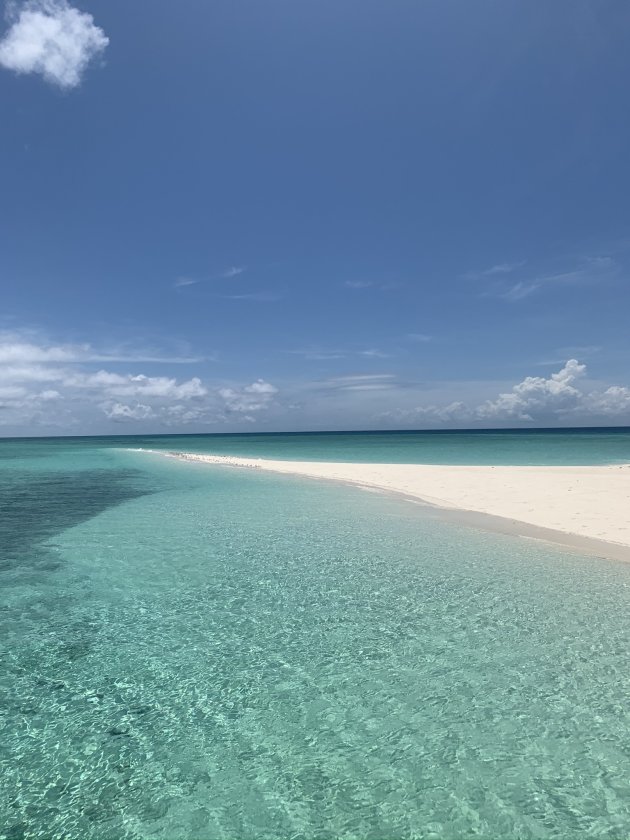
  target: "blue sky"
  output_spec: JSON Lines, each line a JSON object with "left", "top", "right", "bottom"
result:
{"left": 1, "top": 0, "right": 629, "bottom": 434}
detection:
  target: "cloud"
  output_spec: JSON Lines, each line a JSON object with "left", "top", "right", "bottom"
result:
{"left": 379, "top": 360, "right": 630, "bottom": 427}
{"left": 218, "top": 379, "right": 278, "bottom": 413}
{"left": 477, "top": 359, "right": 586, "bottom": 421}
{"left": 221, "top": 292, "right": 280, "bottom": 302}
{"left": 0, "top": 336, "right": 201, "bottom": 364}
{"left": 289, "top": 346, "right": 394, "bottom": 361}
{"left": 406, "top": 333, "right": 432, "bottom": 343}
{"left": 490, "top": 257, "right": 618, "bottom": 301}
{"left": 174, "top": 266, "right": 246, "bottom": 288}
{"left": 0, "top": 0, "right": 109, "bottom": 89}
{"left": 359, "top": 349, "right": 391, "bottom": 359}
{"left": 590, "top": 386, "right": 630, "bottom": 417}
{"left": 318, "top": 373, "right": 398, "bottom": 393}
{"left": 103, "top": 402, "right": 155, "bottom": 422}
{"left": 463, "top": 261, "right": 525, "bottom": 280}
{"left": 69, "top": 371, "right": 207, "bottom": 400}
{"left": 343, "top": 279, "right": 400, "bottom": 291}
{"left": 0, "top": 331, "right": 286, "bottom": 431}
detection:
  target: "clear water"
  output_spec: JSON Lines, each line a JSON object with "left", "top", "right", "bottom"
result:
{"left": 3, "top": 433, "right": 630, "bottom": 839}
{"left": 4, "top": 426, "right": 630, "bottom": 465}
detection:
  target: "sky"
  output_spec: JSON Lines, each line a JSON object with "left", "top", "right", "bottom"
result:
{"left": 1, "top": 0, "right": 629, "bottom": 435}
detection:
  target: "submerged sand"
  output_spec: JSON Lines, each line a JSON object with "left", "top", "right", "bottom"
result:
{"left": 141, "top": 450, "right": 630, "bottom": 561}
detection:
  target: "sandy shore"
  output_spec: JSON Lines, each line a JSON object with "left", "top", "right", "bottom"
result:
{"left": 140, "top": 450, "right": 630, "bottom": 560}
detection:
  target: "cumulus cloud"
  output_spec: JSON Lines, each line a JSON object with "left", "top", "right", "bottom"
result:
{"left": 1, "top": 329, "right": 629, "bottom": 433}
{"left": 69, "top": 371, "right": 208, "bottom": 400}
{"left": 0, "top": 0, "right": 109, "bottom": 89}
{"left": 218, "top": 379, "right": 278, "bottom": 413}
{"left": 103, "top": 402, "right": 155, "bottom": 422}
{"left": 477, "top": 359, "right": 586, "bottom": 421}
{"left": 0, "top": 332, "right": 285, "bottom": 431}
{"left": 590, "top": 386, "right": 630, "bottom": 417}
{"left": 379, "top": 360, "right": 630, "bottom": 427}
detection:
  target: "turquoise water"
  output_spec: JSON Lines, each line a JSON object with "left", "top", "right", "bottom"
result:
{"left": 3, "top": 432, "right": 630, "bottom": 838}
{"left": 4, "top": 426, "right": 630, "bottom": 465}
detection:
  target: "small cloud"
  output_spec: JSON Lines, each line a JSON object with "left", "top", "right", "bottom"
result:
{"left": 318, "top": 373, "right": 398, "bottom": 393}
{"left": 485, "top": 256, "right": 617, "bottom": 301}
{"left": 343, "top": 279, "right": 401, "bottom": 291}
{"left": 359, "top": 349, "right": 390, "bottom": 358}
{"left": 406, "top": 333, "right": 432, "bottom": 343}
{"left": 103, "top": 402, "right": 155, "bottom": 422}
{"left": 222, "top": 266, "right": 245, "bottom": 278}
{"left": 222, "top": 292, "right": 280, "bottom": 302}
{"left": 218, "top": 379, "right": 278, "bottom": 413}
{"left": 0, "top": 334, "right": 202, "bottom": 365}
{"left": 464, "top": 261, "right": 526, "bottom": 280}
{"left": 482, "top": 262, "right": 526, "bottom": 276}
{"left": 0, "top": 0, "right": 109, "bottom": 89}
{"left": 501, "top": 280, "right": 541, "bottom": 301}
{"left": 174, "top": 266, "right": 246, "bottom": 289}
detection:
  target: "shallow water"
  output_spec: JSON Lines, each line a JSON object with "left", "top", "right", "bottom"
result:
{"left": 3, "top": 438, "right": 630, "bottom": 838}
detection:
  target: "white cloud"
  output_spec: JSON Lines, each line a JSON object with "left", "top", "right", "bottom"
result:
{"left": 379, "top": 360, "right": 630, "bottom": 427}
{"left": 223, "top": 266, "right": 245, "bottom": 278}
{"left": 486, "top": 257, "right": 618, "bottom": 302}
{"left": 222, "top": 292, "right": 280, "bottom": 302}
{"left": 477, "top": 359, "right": 586, "bottom": 421}
{"left": 0, "top": 0, "right": 109, "bottom": 89}
{"left": 218, "top": 379, "right": 278, "bottom": 413}
{"left": 174, "top": 266, "right": 246, "bottom": 288}
{"left": 70, "top": 371, "right": 207, "bottom": 400}
{"left": 0, "top": 331, "right": 286, "bottom": 431}
{"left": 343, "top": 279, "right": 400, "bottom": 291}
{"left": 590, "top": 386, "right": 630, "bottom": 417}
{"left": 0, "top": 340, "right": 84, "bottom": 363}
{"left": 1, "top": 329, "right": 629, "bottom": 433}
{"left": 463, "top": 261, "right": 525, "bottom": 280}
{"left": 103, "top": 402, "right": 155, "bottom": 422}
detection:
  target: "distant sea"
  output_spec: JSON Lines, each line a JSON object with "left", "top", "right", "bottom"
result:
{"left": 2, "top": 427, "right": 630, "bottom": 839}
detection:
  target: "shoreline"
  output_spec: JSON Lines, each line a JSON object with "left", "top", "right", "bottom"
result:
{"left": 133, "top": 449, "right": 630, "bottom": 563}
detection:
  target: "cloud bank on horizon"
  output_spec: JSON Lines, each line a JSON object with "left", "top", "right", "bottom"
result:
{"left": 0, "top": 331, "right": 628, "bottom": 434}
{"left": 0, "top": 0, "right": 108, "bottom": 88}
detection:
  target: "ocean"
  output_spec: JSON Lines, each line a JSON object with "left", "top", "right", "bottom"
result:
{"left": 2, "top": 428, "right": 630, "bottom": 838}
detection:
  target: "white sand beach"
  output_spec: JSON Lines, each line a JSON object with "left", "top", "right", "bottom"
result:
{"left": 149, "top": 451, "right": 630, "bottom": 559}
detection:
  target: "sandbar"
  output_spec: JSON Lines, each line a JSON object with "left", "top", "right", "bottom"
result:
{"left": 138, "top": 450, "right": 630, "bottom": 562}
